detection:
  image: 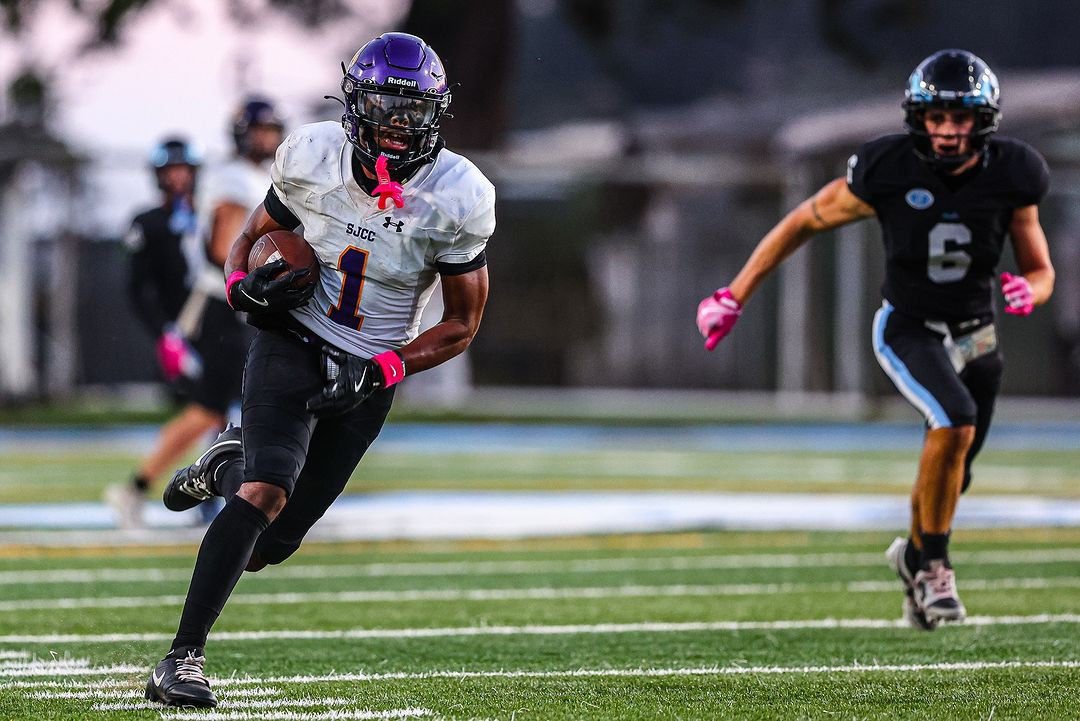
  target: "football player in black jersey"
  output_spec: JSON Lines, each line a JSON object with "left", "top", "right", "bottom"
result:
{"left": 106, "top": 137, "right": 216, "bottom": 529}
{"left": 696, "top": 50, "right": 1054, "bottom": 629}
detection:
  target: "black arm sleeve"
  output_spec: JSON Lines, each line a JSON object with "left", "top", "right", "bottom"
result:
{"left": 436, "top": 250, "right": 487, "bottom": 276}
{"left": 264, "top": 186, "right": 301, "bottom": 229}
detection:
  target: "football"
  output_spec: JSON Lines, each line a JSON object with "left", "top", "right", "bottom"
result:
{"left": 248, "top": 230, "right": 319, "bottom": 288}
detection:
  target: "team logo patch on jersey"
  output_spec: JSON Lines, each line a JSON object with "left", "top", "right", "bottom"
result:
{"left": 905, "top": 188, "right": 935, "bottom": 210}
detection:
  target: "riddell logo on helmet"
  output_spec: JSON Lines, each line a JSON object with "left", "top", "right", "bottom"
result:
{"left": 386, "top": 77, "right": 419, "bottom": 88}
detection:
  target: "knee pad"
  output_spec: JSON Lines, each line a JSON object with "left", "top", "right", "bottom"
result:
{"left": 244, "top": 443, "right": 303, "bottom": 492}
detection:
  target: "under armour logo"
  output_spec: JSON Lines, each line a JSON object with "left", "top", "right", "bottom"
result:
{"left": 383, "top": 217, "right": 404, "bottom": 233}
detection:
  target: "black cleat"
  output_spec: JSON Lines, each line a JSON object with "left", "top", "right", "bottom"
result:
{"left": 163, "top": 426, "right": 243, "bottom": 511}
{"left": 144, "top": 647, "right": 217, "bottom": 708}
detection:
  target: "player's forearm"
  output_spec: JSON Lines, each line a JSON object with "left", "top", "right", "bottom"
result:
{"left": 1025, "top": 266, "right": 1055, "bottom": 306}
{"left": 224, "top": 232, "right": 257, "bottom": 277}
{"left": 728, "top": 209, "right": 815, "bottom": 303}
{"left": 397, "top": 319, "right": 478, "bottom": 375}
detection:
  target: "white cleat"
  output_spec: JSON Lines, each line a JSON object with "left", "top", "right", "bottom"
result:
{"left": 913, "top": 559, "right": 967, "bottom": 623}
{"left": 885, "top": 536, "right": 938, "bottom": 631}
{"left": 104, "top": 483, "right": 147, "bottom": 529}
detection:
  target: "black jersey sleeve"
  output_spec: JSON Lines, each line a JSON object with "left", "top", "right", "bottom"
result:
{"left": 845, "top": 134, "right": 907, "bottom": 207}
{"left": 1012, "top": 141, "right": 1050, "bottom": 206}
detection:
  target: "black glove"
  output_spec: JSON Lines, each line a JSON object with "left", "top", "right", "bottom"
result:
{"left": 306, "top": 345, "right": 382, "bottom": 417}
{"left": 228, "top": 259, "right": 315, "bottom": 314}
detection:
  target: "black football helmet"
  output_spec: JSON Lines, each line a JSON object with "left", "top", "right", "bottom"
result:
{"left": 150, "top": 136, "right": 201, "bottom": 170}
{"left": 903, "top": 49, "right": 1001, "bottom": 168}
{"left": 232, "top": 97, "right": 285, "bottom": 156}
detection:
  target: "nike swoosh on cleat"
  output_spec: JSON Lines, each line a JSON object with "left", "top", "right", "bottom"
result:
{"left": 152, "top": 670, "right": 165, "bottom": 687}
{"left": 240, "top": 289, "right": 269, "bottom": 307}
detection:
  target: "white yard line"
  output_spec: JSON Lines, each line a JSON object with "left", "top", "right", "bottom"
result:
{"left": 31, "top": 685, "right": 283, "bottom": 700}
{"left": 0, "top": 663, "right": 144, "bottom": 677}
{"left": 3, "top": 576, "right": 1079, "bottom": 613}
{"left": 2, "top": 547, "right": 1078, "bottom": 585}
{"left": 3, "top": 613, "right": 1079, "bottom": 646}
{"left": 163, "top": 709, "right": 433, "bottom": 721}
{"left": 92, "top": 696, "right": 359, "bottom": 711}
{"left": 213, "top": 660, "right": 1080, "bottom": 686}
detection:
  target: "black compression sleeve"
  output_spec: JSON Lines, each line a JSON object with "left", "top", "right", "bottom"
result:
{"left": 264, "top": 187, "right": 301, "bottom": 229}
{"left": 436, "top": 250, "right": 487, "bottom": 276}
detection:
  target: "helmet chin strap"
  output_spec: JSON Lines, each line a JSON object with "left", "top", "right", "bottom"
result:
{"left": 372, "top": 154, "right": 404, "bottom": 209}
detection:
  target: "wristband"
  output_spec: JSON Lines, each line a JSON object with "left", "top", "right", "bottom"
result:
{"left": 225, "top": 270, "right": 248, "bottom": 309}
{"left": 371, "top": 350, "right": 406, "bottom": 387}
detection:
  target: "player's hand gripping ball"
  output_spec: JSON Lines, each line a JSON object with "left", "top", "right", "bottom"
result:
{"left": 226, "top": 231, "right": 319, "bottom": 314}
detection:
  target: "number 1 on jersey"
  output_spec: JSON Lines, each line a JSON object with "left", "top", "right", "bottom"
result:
{"left": 328, "top": 246, "right": 368, "bottom": 331}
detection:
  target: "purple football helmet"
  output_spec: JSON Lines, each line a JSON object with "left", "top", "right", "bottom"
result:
{"left": 341, "top": 32, "right": 451, "bottom": 178}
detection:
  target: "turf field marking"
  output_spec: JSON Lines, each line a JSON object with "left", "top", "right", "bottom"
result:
{"left": 208, "top": 660, "right": 1080, "bottom": 686}
{"left": 3, "top": 547, "right": 1078, "bottom": 585}
{"left": 91, "top": 696, "right": 361, "bottom": 711}
{"left": 0, "top": 663, "right": 144, "bottom": 677}
{"left": 30, "top": 686, "right": 283, "bottom": 700}
{"left": 0, "top": 652, "right": 143, "bottom": 678}
{"left": 163, "top": 709, "right": 432, "bottom": 720}
{"left": 3, "top": 576, "right": 1079, "bottom": 612}
{"left": 3, "top": 613, "right": 1078, "bottom": 646}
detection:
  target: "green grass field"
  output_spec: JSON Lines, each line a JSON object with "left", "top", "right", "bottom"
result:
{"left": 1, "top": 528, "right": 1079, "bottom": 720}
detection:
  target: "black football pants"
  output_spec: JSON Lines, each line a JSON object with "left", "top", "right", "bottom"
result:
{"left": 240, "top": 327, "right": 395, "bottom": 566}
{"left": 872, "top": 302, "right": 1004, "bottom": 492}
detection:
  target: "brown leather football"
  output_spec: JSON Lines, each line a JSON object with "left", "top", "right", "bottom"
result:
{"left": 248, "top": 230, "right": 319, "bottom": 288}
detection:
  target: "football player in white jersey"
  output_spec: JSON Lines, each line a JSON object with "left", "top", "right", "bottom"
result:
{"left": 145, "top": 33, "right": 494, "bottom": 708}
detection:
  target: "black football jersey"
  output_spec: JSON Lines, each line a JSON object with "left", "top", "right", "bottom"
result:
{"left": 124, "top": 206, "right": 191, "bottom": 336}
{"left": 847, "top": 134, "right": 1049, "bottom": 321}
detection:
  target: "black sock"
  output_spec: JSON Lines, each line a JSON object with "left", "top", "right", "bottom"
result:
{"left": 920, "top": 532, "right": 951, "bottom": 569}
{"left": 212, "top": 458, "right": 246, "bottom": 501}
{"left": 171, "top": 496, "right": 270, "bottom": 651}
{"left": 904, "top": 535, "right": 921, "bottom": 576}
{"left": 132, "top": 474, "right": 151, "bottom": 493}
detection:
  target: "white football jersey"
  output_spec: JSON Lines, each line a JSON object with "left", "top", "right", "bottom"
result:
{"left": 271, "top": 121, "right": 495, "bottom": 357}
{"left": 189, "top": 157, "right": 273, "bottom": 298}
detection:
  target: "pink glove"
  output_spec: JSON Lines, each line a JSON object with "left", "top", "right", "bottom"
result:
{"left": 1000, "top": 272, "right": 1034, "bottom": 316}
{"left": 372, "top": 154, "right": 404, "bottom": 210}
{"left": 696, "top": 287, "right": 743, "bottom": 351}
{"left": 156, "top": 325, "right": 203, "bottom": 381}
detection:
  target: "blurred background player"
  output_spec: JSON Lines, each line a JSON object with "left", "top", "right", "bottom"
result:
{"left": 106, "top": 136, "right": 210, "bottom": 528}
{"left": 143, "top": 32, "right": 494, "bottom": 708}
{"left": 695, "top": 49, "right": 1054, "bottom": 629}
{"left": 107, "top": 100, "right": 285, "bottom": 529}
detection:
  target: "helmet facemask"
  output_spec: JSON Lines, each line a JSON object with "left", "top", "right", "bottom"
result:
{"left": 904, "top": 102, "right": 1000, "bottom": 169}
{"left": 342, "top": 78, "right": 450, "bottom": 182}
